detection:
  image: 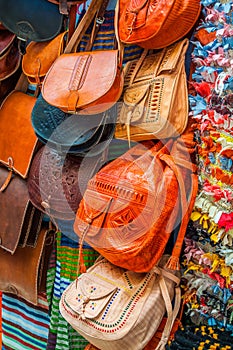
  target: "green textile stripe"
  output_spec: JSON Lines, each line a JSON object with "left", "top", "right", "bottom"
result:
{"left": 47, "top": 232, "right": 99, "bottom": 349}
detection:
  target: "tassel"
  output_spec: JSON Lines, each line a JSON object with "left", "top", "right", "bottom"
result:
{"left": 166, "top": 256, "right": 180, "bottom": 270}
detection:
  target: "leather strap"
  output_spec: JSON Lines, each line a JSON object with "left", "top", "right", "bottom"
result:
{"left": 85, "top": 0, "right": 109, "bottom": 51}
{"left": 64, "top": 0, "right": 105, "bottom": 53}
{"left": 0, "top": 157, "right": 13, "bottom": 192}
{"left": 68, "top": 4, "right": 78, "bottom": 40}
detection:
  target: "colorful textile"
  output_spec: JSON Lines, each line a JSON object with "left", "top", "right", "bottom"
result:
{"left": 79, "top": 10, "right": 143, "bottom": 64}
{"left": 180, "top": 0, "right": 233, "bottom": 338}
{"left": 46, "top": 232, "right": 99, "bottom": 350}
{"left": 2, "top": 293, "right": 50, "bottom": 350}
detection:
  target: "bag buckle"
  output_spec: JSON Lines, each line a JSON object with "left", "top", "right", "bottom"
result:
{"left": 96, "top": 16, "right": 105, "bottom": 26}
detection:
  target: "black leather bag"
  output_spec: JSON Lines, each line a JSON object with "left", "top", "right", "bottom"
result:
{"left": 0, "top": 0, "right": 63, "bottom": 42}
{"left": 31, "top": 94, "right": 117, "bottom": 156}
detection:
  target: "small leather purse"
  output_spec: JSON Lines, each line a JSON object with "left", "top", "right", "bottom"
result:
{"left": 115, "top": 38, "right": 189, "bottom": 142}
{"left": 0, "top": 224, "right": 55, "bottom": 305}
{"left": 22, "top": 31, "right": 67, "bottom": 86}
{"left": 42, "top": 0, "right": 124, "bottom": 115}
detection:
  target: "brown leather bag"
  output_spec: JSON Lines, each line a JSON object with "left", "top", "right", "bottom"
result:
{"left": 0, "top": 25, "right": 21, "bottom": 103}
{"left": 0, "top": 90, "right": 38, "bottom": 182}
{"left": 27, "top": 145, "right": 108, "bottom": 221}
{"left": 115, "top": 38, "right": 189, "bottom": 142}
{"left": 74, "top": 124, "right": 198, "bottom": 273}
{"left": 0, "top": 225, "right": 55, "bottom": 305}
{"left": 118, "top": 0, "right": 201, "bottom": 49}
{"left": 42, "top": 0, "right": 124, "bottom": 115}
{"left": 22, "top": 31, "right": 67, "bottom": 86}
{"left": 0, "top": 166, "right": 43, "bottom": 254}
{"left": 0, "top": 28, "right": 21, "bottom": 81}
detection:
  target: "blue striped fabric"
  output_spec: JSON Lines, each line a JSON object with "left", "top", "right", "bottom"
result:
{"left": 2, "top": 294, "right": 50, "bottom": 350}
{"left": 78, "top": 10, "right": 143, "bottom": 64}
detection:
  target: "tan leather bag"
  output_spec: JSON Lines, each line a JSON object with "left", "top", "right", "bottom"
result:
{"left": 22, "top": 31, "right": 67, "bottom": 86}
{"left": 0, "top": 90, "right": 38, "bottom": 182}
{"left": 0, "top": 225, "right": 55, "bottom": 305}
{"left": 42, "top": 0, "right": 124, "bottom": 115}
{"left": 60, "top": 254, "right": 181, "bottom": 350}
{"left": 115, "top": 38, "right": 189, "bottom": 142}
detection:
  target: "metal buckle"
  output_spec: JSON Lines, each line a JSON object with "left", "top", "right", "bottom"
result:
{"left": 96, "top": 16, "right": 105, "bottom": 25}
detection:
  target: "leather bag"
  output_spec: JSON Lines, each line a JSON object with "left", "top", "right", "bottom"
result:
{"left": 0, "top": 166, "right": 43, "bottom": 254}
{"left": 42, "top": 0, "right": 124, "bottom": 115}
{"left": 115, "top": 38, "right": 189, "bottom": 142}
{"left": 0, "top": 0, "right": 63, "bottom": 42}
{"left": 118, "top": 0, "right": 201, "bottom": 49}
{"left": 0, "top": 90, "right": 38, "bottom": 181}
{"left": 0, "top": 28, "right": 21, "bottom": 81}
{"left": 74, "top": 124, "right": 198, "bottom": 272}
{"left": 22, "top": 31, "right": 67, "bottom": 86}
{"left": 0, "top": 225, "right": 55, "bottom": 305}
{"left": 27, "top": 145, "right": 108, "bottom": 221}
{"left": 31, "top": 94, "right": 117, "bottom": 156}
{"left": 59, "top": 254, "right": 181, "bottom": 350}
{"left": 0, "top": 25, "right": 22, "bottom": 104}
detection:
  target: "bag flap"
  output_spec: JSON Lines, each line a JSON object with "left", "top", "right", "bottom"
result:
{"left": 42, "top": 50, "right": 120, "bottom": 113}
{"left": 0, "top": 91, "right": 38, "bottom": 178}
{"left": 123, "top": 83, "right": 150, "bottom": 107}
{"left": 119, "top": 0, "right": 175, "bottom": 42}
{"left": 0, "top": 168, "right": 31, "bottom": 253}
{"left": 65, "top": 273, "right": 118, "bottom": 319}
{"left": 157, "top": 39, "right": 189, "bottom": 75}
{"left": 0, "top": 29, "right": 15, "bottom": 54}
{"left": 0, "top": 226, "right": 55, "bottom": 305}
{"left": 22, "top": 31, "right": 66, "bottom": 80}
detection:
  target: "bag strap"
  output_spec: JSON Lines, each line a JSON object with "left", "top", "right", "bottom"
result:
{"left": 158, "top": 136, "right": 198, "bottom": 270}
{"left": 64, "top": 0, "right": 105, "bottom": 53}
{"left": 85, "top": 0, "right": 109, "bottom": 51}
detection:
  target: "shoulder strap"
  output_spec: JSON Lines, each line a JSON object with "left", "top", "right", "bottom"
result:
{"left": 64, "top": 0, "right": 105, "bottom": 53}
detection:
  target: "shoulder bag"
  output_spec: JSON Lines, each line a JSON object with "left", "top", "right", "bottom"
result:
{"left": 27, "top": 145, "right": 108, "bottom": 221}
{"left": 0, "top": 90, "right": 38, "bottom": 182}
{"left": 60, "top": 254, "right": 181, "bottom": 350}
{"left": 0, "top": 224, "right": 55, "bottom": 305}
{"left": 22, "top": 31, "right": 67, "bottom": 87}
{"left": 42, "top": 0, "right": 124, "bottom": 115}
{"left": 0, "top": 0, "right": 63, "bottom": 42}
{"left": 118, "top": 0, "right": 201, "bottom": 49}
{"left": 0, "top": 165, "right": 43, "bottom": 254}
{"left": 115, "top": 38, "right": 189, "bottom": 142}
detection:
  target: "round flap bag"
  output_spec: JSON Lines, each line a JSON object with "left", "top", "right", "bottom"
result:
{"left": 27, "top": 145, "right": 108, "bottom": 220}
{"left": 0, "top": 0, "right": 63, "bottom": 42}
{"left": 31, "top": 94, "right": 117, "bottom": 156}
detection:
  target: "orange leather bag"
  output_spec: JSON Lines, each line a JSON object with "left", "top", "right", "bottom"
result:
{"left": 42, "top": 0, "right": 124, "bottom": 115}
{"left": 118, "top": 0, "right": 201, "bottom": 49}
{"left": 0, "top": 90, "right": 38, "bottom": 184}
{"left": 74, "top": 124, "right": 198, "bottom": 272}
{"left": 22, "top": 31, "right": 67, "bottom": 87}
